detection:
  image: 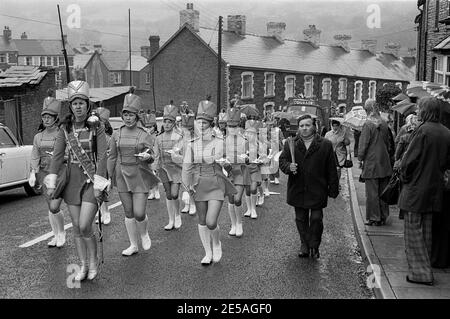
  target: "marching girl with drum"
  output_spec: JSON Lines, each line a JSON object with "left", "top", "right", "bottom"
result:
{"left": 107, "top": 92, "right": 159, "bottom": 256}
{"left": 153, "top": 104, "right": 184, "bottom": 230}
{"left": 45, "top": 81, "right": 109, "bottom": 281}
{"left": 29, "top": 90, "right": 66, "bottom": 248}
{"left": 182, "top": 98, "right": 237, "bottom": 265}
{"left": 224, "top": 107, "right": 249, "bottom": 237}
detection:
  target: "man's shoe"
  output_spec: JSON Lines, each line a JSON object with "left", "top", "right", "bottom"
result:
{"left": 298, "top": 251, "right": 309, "bottom": 258}
{"left": 406, "top": 275, "right": 433, "bottom": 286}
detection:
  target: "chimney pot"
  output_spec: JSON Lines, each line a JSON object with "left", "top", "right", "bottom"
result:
{"left": 333, "top": 34, "right": 352, "bottom": 52}
{"left": 227, "top": 15, "right": 246, "bottom": 36}
{"left": 267, "top": 22, "right": 286, "bottom": 42}
{"left": 180, "top": 2, "right": 199, "bottom": 32}
{"left": 360, "top": 39, "right": 377, "bottom": 54}
{"left": 303, "top": 25, "right": 321, "bottom": 47}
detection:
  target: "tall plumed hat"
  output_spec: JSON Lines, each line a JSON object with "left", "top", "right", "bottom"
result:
{"left": 163, "top": 102, "right": 179, "bottom": 121}
{"left": 68, "top": 80, "right": 90, "bottom": 102}
{"left": 95, "top": 106, "right": 111, "bottom": 122}
{"left": 226, "top": 107, "right": 242, "bottom": 127}
{"left": 141, "top": 112, "right": 156, "bottom": 127}
{"left": 196, "top": 98, "right": 217, "bottom": 122}
{"left": 122, "top": 87, "right": 142, "bottom": 113}
{"left": 42, "top": 89, "right": 61, "bottom": 117}
{"left": 218, "top": 111, "right": 228, "bottom": 123}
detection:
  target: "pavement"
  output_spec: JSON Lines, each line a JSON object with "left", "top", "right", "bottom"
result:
{"left": 347, "top": 158, "right": 450, "bottom": 299}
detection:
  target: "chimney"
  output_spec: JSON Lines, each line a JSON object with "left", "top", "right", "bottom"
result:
{"left": 180, "top": 3, "right": 200, "bottom": 32}
{"left": 227, "top": 15, "right": 246, "bottom": 36}
{"left": 303, "top": 25, "right": 321, "bottom": 48}
{"left": 384, "top": 41, "right": 401, "bottom": 57}
{"left": 3, "top": 26, "right": 12, "bottom": 43}
{"left": 93, "top": 44, "right": 102, "bottom": 54}
{"left": 333, "top": 34, "right": 352, "bottom": 53}
{"left": 141, "top": 45, "right": 151, "bottom": 59}
{"left": 21, "top": 32, "right": 28, "bottom": 40}
{"left": 267, "top": 22, "right": 286, "bottom": 43}
{"left": 149, "top": 36, "right": 160, "bottom": 59}
{"left": 360, "top": 39, "right": 377, "bottom": 54}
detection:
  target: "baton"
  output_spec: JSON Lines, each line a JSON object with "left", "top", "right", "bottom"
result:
{"left": 288, "top": 137, "right": 296, "bottom": 174}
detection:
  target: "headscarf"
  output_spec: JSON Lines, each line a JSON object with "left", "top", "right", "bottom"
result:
{"left": 418, "top": 96, "right": 441, "bottom": 123}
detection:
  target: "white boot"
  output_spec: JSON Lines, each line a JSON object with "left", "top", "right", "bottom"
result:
{"left": 257, "top": 191, "right": 264, "bottom": 206}
{"left": 173, "top": 200, "right": 182, "bottom": 229}
{"left": 274, "top": 177, "right": 279, "bottom": 185}
{"left": 198, "top": 225, "right": 212, "bottom": 265}
{"left": 74, "top": 236, "right": 88, "bottom": 281}
{"left": 228, "top": 203, "right": 236, "bottom": 236}
{"left": 148, "top": 188, "right": 155, "bottom": 200}
{"left": 47, "top": 211, "right": 58, "bottom": 247}
{"left": 211, "top": 226, "right": 222, "bottom": 263}
{"left": 189, "top": 196, "right": 196, "bottom": 215}
{"left": 181, "top": 192, "right": 190, "bottom": 213}
{"left": 251, "top": 194, "right": 258, "bottom": 219}
{"left": 84, "top": 235, "right": 98, "bottom": 280}
{"left": 263, "top": 181, "right": 270, "bottom": 197}
{"left": 164, "top": 199, "right": 175, "bottom": 230}
{"left": 136, "top": 216, "right": 151, "bottom": 251}
{"left": 154, "top": 187, "right": 160, "bottom": 199}
{"left": 244, "top": 195, "right": 251, "bottom": 217}
{"left": 122, "top": 218, "right": 139, "bottom": 256}
{"left": 235, "top": 205, "right": 243, "bottom": 237}
{"left": 54, "top": 211, "right": 66, "bottom": 247}
{"left": 101, "top": 203, "right": 111, "bottom": 225}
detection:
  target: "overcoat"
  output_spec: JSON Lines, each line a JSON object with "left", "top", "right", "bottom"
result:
{"left": 279, "top": 134, "right": 339, "bottom": 209}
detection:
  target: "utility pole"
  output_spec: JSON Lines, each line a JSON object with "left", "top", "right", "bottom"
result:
{"left": 217, "top": 16, "right": 223, "bottom": 115}
{"left": 129, "top": 9, "right": 132, "bottom": 86}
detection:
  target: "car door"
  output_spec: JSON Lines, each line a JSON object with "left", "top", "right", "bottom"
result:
{"left": 0, "top": 126, "right": 28, "bottom": 185}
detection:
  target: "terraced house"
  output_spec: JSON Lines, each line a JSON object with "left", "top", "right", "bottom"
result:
{"left": 146, "top": 3, "right": 415, "bottom": 114}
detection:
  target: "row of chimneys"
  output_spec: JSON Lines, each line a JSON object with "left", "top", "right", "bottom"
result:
{"left": 176, "top": 3, "right": 408, "bottom": 57}
{"left": 3, "top": 26, "right": 68, "bottom": 43}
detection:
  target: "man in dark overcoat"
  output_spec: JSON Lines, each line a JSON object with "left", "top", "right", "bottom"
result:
{"left": 279, "top": 115, "right": 339, "bottom": 258}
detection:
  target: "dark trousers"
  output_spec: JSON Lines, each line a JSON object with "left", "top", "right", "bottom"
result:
{"left": 365, "top": 177, "right": 390, "bottom": 222}
{"left": 294, "top": 207, "right": 324, "bottom": 252}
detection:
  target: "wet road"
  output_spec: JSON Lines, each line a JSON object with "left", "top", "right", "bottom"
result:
{"left": 0, "top": 173, "right": 373, "bottom": 299}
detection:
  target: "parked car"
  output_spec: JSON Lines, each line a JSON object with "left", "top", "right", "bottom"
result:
{"left": 0, "top": 123, "right": 39, "bottom": 196}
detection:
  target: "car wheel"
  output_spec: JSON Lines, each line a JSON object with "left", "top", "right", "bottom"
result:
{"left": 24, "top": 183, "right": 40, "bottom": 196}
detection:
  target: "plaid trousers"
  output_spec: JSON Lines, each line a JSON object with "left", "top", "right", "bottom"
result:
{"left": 404, "top": 212, "right": 433, "bottom": 283}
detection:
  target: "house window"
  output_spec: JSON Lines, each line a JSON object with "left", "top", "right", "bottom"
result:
{"left": 53, "top": 57, "right": 58, "bottom": 67}
{"left": 68, "top": 57, "right": 74, "bottom": 67}
{"left": 241, "top": 72, "right": 254, "bottom": 99}
{"left": 322, "top": 78, "right": 332, "bottom": 100}
{"left": 354, "top": 80, "right": 363, "bottom": 103}
{"left": 338, "top": 103, "right": 347, "bottom": 114}
{"left": 145, "top": 72, "right": 151, "bottom": 84}
{"left": 434, "top": 55, "right": 450, "bottom": 85}
{"left": 304, "top": 75, "right": 314, "bottom": 98}
{"left": 40, "top": 56, "right": 45, "bottom": 66}
{"left": 0, "top": 54, "right": 6, "bottom": 63}
{"left": 338, "top": 78, "right": 347, "bottom": 100}
{"left": 435, "top": 0, "right": 440, "bottom": 30}
{"left": 58, "top": 57, "right": 65, "bottom": 66}
{"left": 46, "top": 57, "right": 52, "bottom": 66}
{"left": 25, "top": 56, "right": 32, "bottom": 65}
{"left": 113, "top": 72, "right": 122, "bottom": 84}
{"left": 284, "top": 75, "right": 296, "bottom": 100}
{"left": 264, "top": 72, "right": 275, "bottom": 97}
{"left": 369, "top": 80, "right": 377, "bottom": 99}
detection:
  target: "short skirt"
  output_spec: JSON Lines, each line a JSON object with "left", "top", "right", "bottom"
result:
{"left": 158, "top": 164, "right": 182, "bottom": 184}
{"left": 37, "top": 170, "right": 53, "bottom": 201}
{"left": 115, "top": 164, "right": 159, "bottom": 193}
{"left": 193, "top": 168, "right": 237, "bottom": 202}
{"left": 63, "top": 163, "right": 97, "bottom": 206}
{"left": 229, "top": 164, "right": 249, "bottom": 186}
{"left": 246, "top": 163, "right": 262, "bottom": 183}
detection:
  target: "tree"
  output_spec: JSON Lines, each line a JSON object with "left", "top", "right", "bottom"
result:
{"left": 376, "top": 83, "right": 402, "bottom": 112}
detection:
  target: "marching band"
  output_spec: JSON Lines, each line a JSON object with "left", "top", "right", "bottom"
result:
{"left": 38, "top": 80, "right": 284, "bottom": 280}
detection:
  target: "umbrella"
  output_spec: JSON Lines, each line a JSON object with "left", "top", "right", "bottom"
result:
{"left": 392, "top": 92, "right": 408, "bottom": 101}
{"left": 391, "top": 98, "right": 418, "bottom": 115}
{"left": 342, "top": 106, "right": 367, "bottom": 130}
{"left": 240, "top": 104, "right": 260, "bottom": 118}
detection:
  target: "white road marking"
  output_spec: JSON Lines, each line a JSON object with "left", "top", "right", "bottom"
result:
{"left": 19, "top": 201, "right": 122, "bottom": 248}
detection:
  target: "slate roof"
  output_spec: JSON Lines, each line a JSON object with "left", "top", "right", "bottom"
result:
{"left": 55, "top": 85, "right": 131, "bottom": 102}
{"left": 151, "top": 25, "right": 414, "bottom": 82}
{"left": 0, "top": 65, "right": 47, "bottom": 87}
{"left": 0, "top": 37, "right": 17, "bottom": 52}
{"left": 73, "top": 54, "right": 93, "bottom": 69}
{"left": 11, "top": 39, "right": 74, "bottom": 56}
{"left": 92, "top": 51, "right": 148, "bottom": 71}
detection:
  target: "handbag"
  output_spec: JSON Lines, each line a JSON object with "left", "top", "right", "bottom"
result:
{"left": 343, "top": 153, "right": 353, "bottom": 168}
{"left": 380, "top": 169, "right": 401, "bottom": 205}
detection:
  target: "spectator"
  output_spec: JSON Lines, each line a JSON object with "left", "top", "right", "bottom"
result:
{"left": 279, "top": 114, "right": 339, "bottom": 259}
{"left": 399, "top": 96, "right": 450, "bottom": 285}
{"left": 324, "top": 119, "right": 351, "bottom": 181}
{"left": 353, "top": 128, "right": 361, "bottom": 157}
{"left": 394, "top": 114, "right": 418, "bottom": 220}
{"left": 358, "top": 99, "right": 393, "bottom": 226}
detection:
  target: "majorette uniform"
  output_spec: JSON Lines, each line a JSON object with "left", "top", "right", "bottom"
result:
{"left": 30, "top": 92, "right": 65, "bottom": 247}
{"left": 141, "top": 112, "right": 161, "bottom": 200}
{"left": 182, "top": 98, "right": 237, "bottom": 265}
{"left": 154, "top": 104, "right": 184, "bottom": 230}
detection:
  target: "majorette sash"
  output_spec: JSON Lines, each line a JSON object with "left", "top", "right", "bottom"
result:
{"left": 64, "top": 128, "right": 96, "bottom": 183}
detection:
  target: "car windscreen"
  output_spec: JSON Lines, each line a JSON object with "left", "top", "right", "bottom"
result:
{"left": 0, "top": 128, "right": 16, "bottom": 148}
{"left": 288, "top": 105, "right": 319, "bottom": 116}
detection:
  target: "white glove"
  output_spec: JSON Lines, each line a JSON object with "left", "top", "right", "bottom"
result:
{"left": 137, "top": 152, "right": 151, "bottom": 161}
{"left": 28, "top": 172, "right": 36, "bottom": 187}
{"left": 44, "top": 174, "right": 57, "bottom": 189}
{"left": 93, "top": 174, "right": 111, "bottom": 191}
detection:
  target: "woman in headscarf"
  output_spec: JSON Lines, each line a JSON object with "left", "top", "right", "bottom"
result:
{"left": 182, "top": 98, "right": 237, "bottom": 265}
{"left": 29, "top": 90, "right": 66, "bottom": 248}
{"left": 324, "top": 118, "right": 351, "bottom": 181}
{"left": 399, "top": 96, "right": 450, "bottom": 285}
{"left": 45, "top": 81, "right": 109, "bottom": 281}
